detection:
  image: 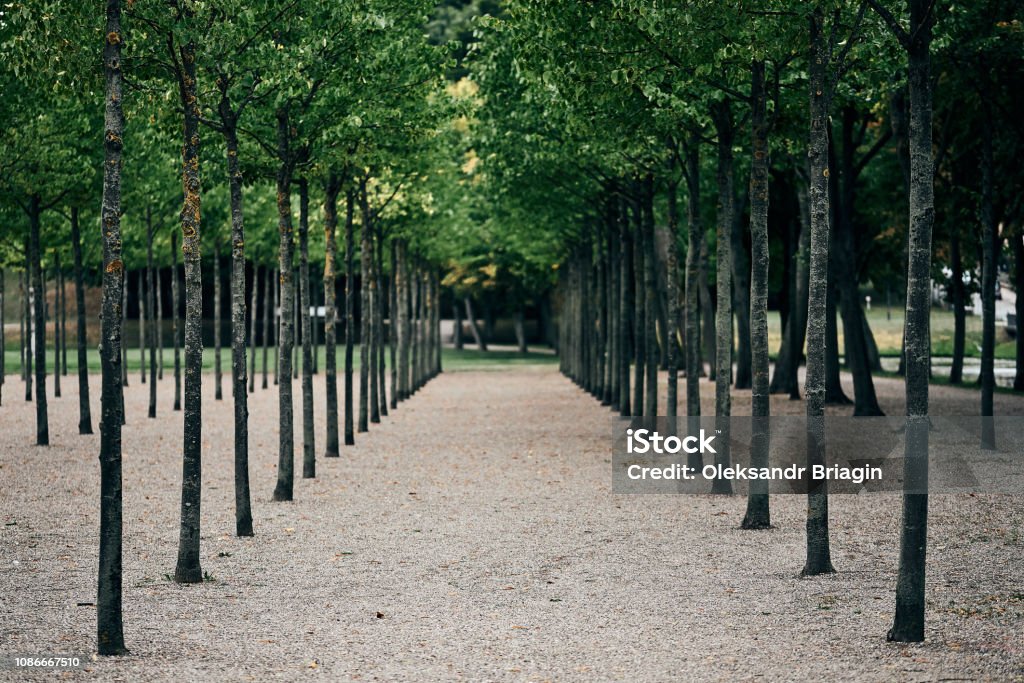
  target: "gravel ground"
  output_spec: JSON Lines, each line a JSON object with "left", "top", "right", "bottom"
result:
{"left": 1, "top": 364, "right": 1022, "bottom": 682}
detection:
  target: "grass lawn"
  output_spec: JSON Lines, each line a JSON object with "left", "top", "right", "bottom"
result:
{"left": 1, "top": 344, "right": 559, "bottom": 376}
{"left": 1, "top": 306, "right": 1014, "bottom": 377}
{"left": 766, "top": 307, "right": 1016, "bottom": 360}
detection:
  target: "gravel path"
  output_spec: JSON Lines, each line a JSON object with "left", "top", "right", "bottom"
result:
{"left": 1, "top": 365, "right": 1022, "bottom": 682}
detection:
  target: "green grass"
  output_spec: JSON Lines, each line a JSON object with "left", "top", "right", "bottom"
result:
{"left": 1, "top": 344, "right": 558, "bottom": 376}
{"left": 1, "top": 305, "right": 1014, "bottom": 377}
{"left": 766, "top": 307, "right": 1017, "bottom": 361}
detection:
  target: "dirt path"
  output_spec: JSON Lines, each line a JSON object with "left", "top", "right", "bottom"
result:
{"left": 1, "top": 367, "right": 1022, "bottom": 681}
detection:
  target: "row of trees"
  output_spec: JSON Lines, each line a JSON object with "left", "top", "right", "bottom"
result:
{"left": 467, "top": 0, "right": 1022, "bottom": 644}
{"left": 1, "top": 0, "right": 464, "bottom": 655}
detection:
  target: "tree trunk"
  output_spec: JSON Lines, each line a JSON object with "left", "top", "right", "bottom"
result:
{"left": 453, "top": 299, "right": 463, "bottom": 349}
{"left": 298, "top": 179, "right": 316, "bottom": 477}
{"left": 665, "top": 177, "right": 681, "bottom": 421}
{"left": 743, "top": 59, "right": 771, "bottom": 530}
{"left": 824, "top": 275, "right": 851, "bottom": 404}
{"left": 343, "top": 190, "right": 356, "bottom": 445}
{"left": 358, "top": 179, "right": 371, "bottom": 433}
{"left": 312, "top": 275, "right": 320, "bottom": 375}
{"left": 25, "top": 248, "right": 33, "bottom": 402}
{"left": 324, "top": 173, "right": 341, "bottom": 457}
{"left": 619, "top": 206, "right": 632, "bottom": 416}
{"left": 948, "top": 231, "right": 965, "bottom": 385}
{"left": 273, "top": 275, "right": 280, "bottom": 387}
{"left": 224, "top": 122, "right": 253, "bottom": 537}
{"left": 97, "top": 0, "right": 126, "bottom": 652}
{"left": 172, "top": 231, "right": 181, "bottom": 412}
{"left": 60, "top": 253, "right": 68, "bottom": 377}
{"left": 699, "top": 237, "right": 716, "bottom": 380}
{"left": 214, "top": 241, "right": 222, "bottom": 401}
{"left": 249, "top": 265, "right": 258, "bottom": 393}
{"left": 146, "top": 212, "right": 157, "bottom": 417}
{"left": 712, "top": 101, "right": 735, "bottom": 495}
{"left": 979, "top": 111, "right": 996, "bottom": 450}
{"left": 397, "top": 241, "right": 409, "bottom": 400}
{"left": 464, "top": 297, "right": 485, "bottom": 350}
{"left": 643, "top": 175, "right": 658, "bottom": 417}
{"left": 514, "top": 306, "right": 527, "bottom": 353}
{"left": 888, "top": 0, "right": 935, "bottom": 643}
{"left": 71, "top": 208, "right": 92, "bottom": 433}
{"left": 263, "top": 263, "right": 272, "bottom": 390}
{"left": 390, "top": 243, "right": 398, "bottom": 409}
{"left": 683, "top": 145, "right": 704, "bottom": 430}
{"left": 19, "top": 266, "right": 26, "bottom": 388}
{"left": 731, "top": 190, "right": 752, "bottom": 389}
{"left": 607, "top": 205, "right": 619, "bottom": 411}
{"left": 54, "top": 254, "right": 62, "bottom": 398}
{"left": 801, "top": 14, "right": 836, "bottom": 571}
{"left": 138, "top": 268, "right": 145, "bottom": 384}
{"left": 833, "top": 109, "right": 884, "bottom": 416}
{"left": 293, "top": 266, "right": 299, "bottom": 380}
{"left": 173, "top": 41, "right": 204, "bottom": 585}
{"left": 789, "top": 180, "right": 811, "bottom": 400}
{"left": 632, "top": 194, "right": 645, "bottom": 417}
{"left": 272, "top": 109, "right": 296, "bottom": 502}
{"left": 1015, "top": 231, "right": 1024, "bottom": 391}
{"left": 29, "top": 198, "right": 49, "bottom": 444}
{"left": 375, "top": 223, "right": 388, "bottom": 417}
{"left": 156, "top": 264, "right": 162, "bottom": 380}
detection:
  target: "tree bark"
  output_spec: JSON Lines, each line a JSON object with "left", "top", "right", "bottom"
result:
{"left": 224, "top": 120, "right": 252, "bottom": 537}
{"left": 54, "top": 254, "right": 62, "bottom": 398}
{"left": 173, "top": 40, "right": 204, "bottom": 585}
{"left": 712, "top": 101, "right": 735, "bottom": 495}
{"left": 146, "top": 211, "right": 157, "bottom": 417}
{"left": 29, "top": 198, "right": 49, "bottom": 444}
{"left": 358, "top": 179, "right": 371, "bottom": 433}
{"left": 324, "top": 173, "right": 341, "bottom": 457}
{"left": 948, "top": 230, "right": 965, "bottom": 385}
{"left": 375, "top": 222, "right": 388, "bottom": 417}
{"left": 452, "top": 299, "right": 463, "bottom": 349}
{"left": 464, "top": 297, "right": 485, "bottom": 350}
{"left": 172, "top": 231, "right": 181, "bottom": 411}
{"left": 25, "top": 247, "right": 33, "bottom": 402}
{"left": 824, "top": 274, "right": 851, "bottom": 404}
{"left": 272, "top": 109, "right": 297, "bottom": 502}
{"left": 156, "top": 263, "right": 162, "bottom": 380}
{"left": 214, "top": 241, "right": 222, "bottom": 401}
{"left": 20, "top": 266, "right": 27, "bottom": 388}
{"left": 665, "top": 176, "right": 681, "bottom": 421}
{"left": 263, "top": 263, "right": 272, "bottom": 390}
{"left": 97, "top": 0, "right": 127, "bottom": 652}
{"left": 390, "top": 242, "right": 399, "bottom": 409}
{"left": 886, "top": 0, "right": 935, "bottom": 643}
{"left": 632, "top": 193, "right": 645, "bottom": 417}
{"left": 138, "top": 268, "right": 145, "bottom": 384}
{"left": 249, "top": 265, "right": 258, "bottom": 393}
{"left": 642, "top": 176, "right": 658, "bottom": 417}
{"left": 619, "top": 204, "right": 632, "bottom": 416}
{"left": 397, "top": 240, "right": 409, "bottom": 400}
{"left": 833, "top": 109, "right": 883, "bottom": 415}
{"left": 731, "top": 191, "right": 752, "bottom": 389}
{"left": 71, "top": 208, "right": 93, "bottom": 433}
{"left": 298, "top": 178, "right": 316, "bottom": 477}
{"left": 343, "top": 190, "right": 356, "bottom": 445}
{"left": 801, "top": 13, "right": 836, "bottom": 571}
{"left": 743, "top": 59, "right": 771, "bottom": 530}
{"left": 979, "top": 110, "right": 996, "bottom": 449}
